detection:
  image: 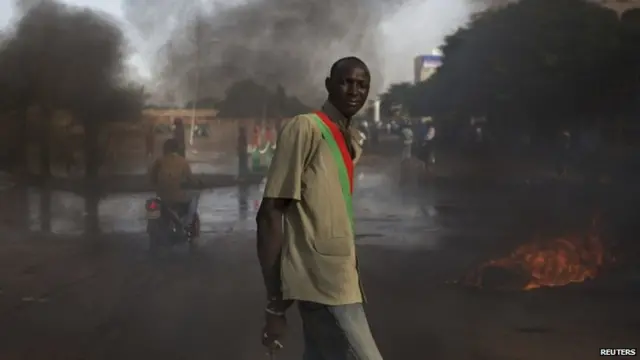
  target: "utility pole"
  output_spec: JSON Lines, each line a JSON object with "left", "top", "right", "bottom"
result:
{"left": 189, "top": 17, "right": 202, "bottom": 147}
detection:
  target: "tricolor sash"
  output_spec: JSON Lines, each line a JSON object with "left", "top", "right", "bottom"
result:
{"left": 309, "top": 111, "right": 354, "bottom": 229}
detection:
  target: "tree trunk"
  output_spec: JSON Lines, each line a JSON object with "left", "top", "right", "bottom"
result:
{"left": 83, "top": 119, "right": 101, "bottom": 234}
{"left": 84, "top": 191, "right": 100, "bottom": 235}
{"left": 15, "top": 107, "right": 29, "bottom": 176}
{"left": 39, "top": 184, "right": 51, "bottom": 233}
{"left": 39, "top": 107, "right": 52, "bottom": 178}
{"left": 35, "top": 107, "right": 52, "bottom": 232}
{"left": 16, "top": 108, "right": 29, "bottom": 231}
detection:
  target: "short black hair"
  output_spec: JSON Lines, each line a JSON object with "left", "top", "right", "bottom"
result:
{"left": 163, "top": 138, "right": 180, "bottom": 154}
{"left": 329, "top": 56, "right": 370, "bottom": 79}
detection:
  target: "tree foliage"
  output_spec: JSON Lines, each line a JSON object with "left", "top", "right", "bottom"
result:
{"left": 0, "top": 0, "right": 144, "bottom": 177}
{"left": 615, "top": 8, "right": 640, "bottom": 116}
{"left": 184, "top": 97, "right": 220, "bottom": 109}
{"left": 379, "top": 82, "right": 414, "bottom": 117}
{"left": 215, "top": 80, "right": 310, "bottom": 118}
{"left": 383, "top": 0, "right": 636, "bottom": 132}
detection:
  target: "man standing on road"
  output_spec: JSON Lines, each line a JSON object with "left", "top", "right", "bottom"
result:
{"left": 237, "top": 125, "right": 249, "bottom": 179}
{"left": 145, "top": 117, "right": 156, "bottom": 159}
{"left": 400, "top": 117, "right": 414, "bottom": 160}
{"left": 173, "top": 118, "right": 186, "bottom": 158}
{"left": 256, "top": 57, "right": 384, "bottom": 360}
{"left": 416, "top": 116, "right": 436, "bottom": 169}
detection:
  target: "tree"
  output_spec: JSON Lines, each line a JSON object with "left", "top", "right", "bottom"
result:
{"left": 184, "top": 97, "right": 219, "bottom": 109}
{"left": 216, "top": 80, "right": 309, "bottom": 118}
{"left": 278, "top": 87, "right": 310, "bottom": 118}
{"left": 411, "top": 0, "right": 622, "bottom": 134}
{"left": 614, "top": 8, "right": 640, "bottom": 117}
{"left": 4, "top": 1, "right": 140, "bottom": 177}
{"left": 0, "top": 34, "right": 31, "bottom": 173}
{"left": 0, "top": 0, "right": 143, "bottom": 233}
{"left": 73, "top": 83, "right": 143, "bottom": 233}
{"left": 379, "top": 82, "right": 415, "bottom": 117}
{"left": 1, "top": 1, "right": 126, "bottom": 178}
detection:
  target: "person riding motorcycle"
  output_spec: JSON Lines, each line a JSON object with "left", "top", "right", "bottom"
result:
{"left": 149, "top": 138, "right": 201, "bottom": 227}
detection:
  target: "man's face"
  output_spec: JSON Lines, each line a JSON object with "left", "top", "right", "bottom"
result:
{"left": 327, "top": 64, "right": 370, "bottom": 119}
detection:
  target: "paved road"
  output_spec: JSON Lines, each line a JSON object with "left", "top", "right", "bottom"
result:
{"left": 0, "top": 164, "right": 638, "bottom": 360}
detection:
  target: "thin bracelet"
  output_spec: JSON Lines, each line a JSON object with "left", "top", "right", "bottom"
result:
{"left": 265, "top": 307, "right": 285, "bottom": 317}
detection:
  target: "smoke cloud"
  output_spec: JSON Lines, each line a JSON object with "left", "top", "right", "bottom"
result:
{"left": 0, "top": 0, "right": 144, "bottom": 174}
{"left": 123, "top": 0, "right": 504, "bottom": 105}
{"left": 1, "top": 0, "right": 137, "bottom": 112}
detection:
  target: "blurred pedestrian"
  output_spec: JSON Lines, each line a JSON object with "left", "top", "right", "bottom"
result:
{"left": 416, "top": 116, "right": 436, "bottom": 170}
{"left": 237, "top": 126, "right": 249, "bottom": 179}
{"left": 173, "top": 118, "right": 186, "bottom": 157}
{"left": 145, "top": 117, "right": 156, "bottom": 159}
{"left": 400, "top": 117, "right": 414, "bottom": 160}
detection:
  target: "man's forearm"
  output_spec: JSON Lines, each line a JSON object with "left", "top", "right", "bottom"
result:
{"left": 256, "top": 211, "right": 285, "bottom": 299}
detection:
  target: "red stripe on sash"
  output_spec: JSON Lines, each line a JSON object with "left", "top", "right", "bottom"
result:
{"left": 313, "top": 111, "right": 354, "bottom": 193}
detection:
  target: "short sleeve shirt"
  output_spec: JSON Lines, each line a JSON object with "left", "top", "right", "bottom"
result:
{"left": 262, "top": 101, "right": 363, "bottom": 305}
{"left": 152, "top": 153, "right": 192, "bottom": 203}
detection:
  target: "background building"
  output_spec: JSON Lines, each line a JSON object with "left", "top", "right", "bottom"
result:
{"left": 413, "top": 48, "right": 443, "bottom": 83}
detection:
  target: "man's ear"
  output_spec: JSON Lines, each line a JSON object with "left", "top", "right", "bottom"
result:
{"left": 324, "top": 77, "right": 331, "bottom": 94}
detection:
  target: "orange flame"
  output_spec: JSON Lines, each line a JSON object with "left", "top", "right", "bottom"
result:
{"left": 465, "top": 218, "right": 612, "bottom": 290}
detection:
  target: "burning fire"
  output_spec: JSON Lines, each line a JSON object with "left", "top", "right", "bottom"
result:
{"left": 464, "top": 218, "right": 612, "bottom": 290}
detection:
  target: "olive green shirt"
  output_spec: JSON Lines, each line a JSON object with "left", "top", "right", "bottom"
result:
{"left": 262, "top": 101, "right": 364, "bottom": 306}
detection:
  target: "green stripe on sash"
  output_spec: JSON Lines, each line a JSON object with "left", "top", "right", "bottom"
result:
{"left": 309, "top": 114, "right": 353, "bottom": 230}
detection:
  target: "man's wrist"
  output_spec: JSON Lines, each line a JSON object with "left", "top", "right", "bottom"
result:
{"left": 266, "top": 297, "right": 293, "bottom": 314}
{"left": 264, "top": 307, "right": 286, "bottom": 317}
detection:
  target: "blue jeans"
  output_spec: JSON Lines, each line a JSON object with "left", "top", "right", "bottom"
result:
{"left": 298, "top": 302, "right": 383, "bottom": 360}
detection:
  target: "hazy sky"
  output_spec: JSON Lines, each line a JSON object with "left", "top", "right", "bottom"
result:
{"left": 0, "top": 0, "right": 474, "bottom": 89}
{"left": 3, "top": 0, "right": 640, "bottom": 93}
{"left": 0, "top": 0, "right": 156, "bottom": 81}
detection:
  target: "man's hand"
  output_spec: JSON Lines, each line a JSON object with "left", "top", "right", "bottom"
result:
{"left": 262, "top": 312, "right": 286, "bottom": 351}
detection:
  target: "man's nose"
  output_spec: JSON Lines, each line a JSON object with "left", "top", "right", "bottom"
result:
{"left": 346, "top": 83, "right": 359, "bottom": 95}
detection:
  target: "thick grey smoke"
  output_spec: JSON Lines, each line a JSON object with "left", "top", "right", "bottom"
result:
{"left": 123, "top": 0, "right": 401, "bottom": 105}
{"left": 123, "top": 0, "right": 505, "bottom": 105}
{"left": 2, "top": 0, "right": 135, "bottom": 110}
{"left": 0, "top": 0, "right": 144, "bottom": 173}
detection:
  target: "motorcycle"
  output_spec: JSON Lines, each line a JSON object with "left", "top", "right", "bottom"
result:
{"left": 145, "top": 190, "right": 201, "bottom": 253}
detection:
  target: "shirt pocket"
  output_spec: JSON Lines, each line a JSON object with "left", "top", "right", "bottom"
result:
{"left": 312, "top": 236, "right": 352, "bottom": 257}
{"left": 328, "top": 186, "right": 353, "bottom": 240}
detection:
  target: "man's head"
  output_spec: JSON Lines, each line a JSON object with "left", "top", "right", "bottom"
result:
{"left": 325, "top": 57, "right": 371, "bottom": 119}
{"left": 163, "top": 138, "right": 180, "bottom": 155}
